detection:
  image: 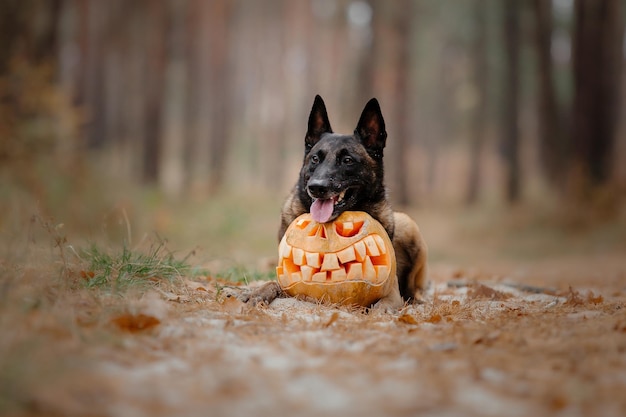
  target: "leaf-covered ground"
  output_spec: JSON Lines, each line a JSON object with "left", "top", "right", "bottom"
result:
{"left": 2, "top": 201, "right": 626, "bottom": 417}
{"left": 2, "top": 251, "right": 625, "bottom": 417}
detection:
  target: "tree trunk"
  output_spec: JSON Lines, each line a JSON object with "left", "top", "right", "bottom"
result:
{"left": 571, "top": 0, "right": 625, "bottom": 190}
{"left": 159, "top": 0, "right": 188, "bottom": 198}
{"left": 183, "top": 0, "right": 205, "bottom": 193}
{"left": 392, "top": 0, "right": 412, "bottom": 207}
{"left": 466, "top": 0, "right": 488, "bottom": 205}
{"left": 83, "top": 0, "right": 106, "bottom": 149}
{"left": 142, "top": 1, "right": 166, "bottom": 184}
{"left": 501, "top": 0, "right": 521, "bottom": 203}
{"left": 366, "top": 0, "right": 412, "bottom": 206}
{"left": 532, "top": 0, "right": 565, "bottom": 186}
{"left": 207, "top": 0, "right": 233, "bottom": 192}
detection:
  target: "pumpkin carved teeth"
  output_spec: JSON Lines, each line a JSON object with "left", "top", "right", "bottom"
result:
{"left": 276, "top": 233, "right": 391, "bottom": 287}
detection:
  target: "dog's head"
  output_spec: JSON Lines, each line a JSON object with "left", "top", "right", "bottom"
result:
{"left": 298, "top": 95, "right": 388, "bottom": 223}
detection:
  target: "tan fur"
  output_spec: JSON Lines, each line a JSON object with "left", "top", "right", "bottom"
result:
{"left": 392, "top": 212, "right": 428, "bottom": 301}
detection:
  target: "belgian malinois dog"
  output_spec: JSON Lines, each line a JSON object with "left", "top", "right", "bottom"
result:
{"left": 244, "top": 95, "right": 427, "bottom": 310}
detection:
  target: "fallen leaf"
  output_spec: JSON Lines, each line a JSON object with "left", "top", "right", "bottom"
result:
{"left": 549, "top": 395, "right": 568, "bottom": 411}
{"left": 79, "top": 270, "right": 95, "bottom": 280}
{"left": 111, "top": 313, "right": 161, "bottom": 333}
{"left": 426, "top": 314, "right": 442, "bottom": 324}
{"left": 397, "top": 313, "right": 419, "bottom": 325}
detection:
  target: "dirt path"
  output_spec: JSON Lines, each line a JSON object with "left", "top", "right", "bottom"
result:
{"left": 2, "top": 255, "right": 625, "bottom": 417}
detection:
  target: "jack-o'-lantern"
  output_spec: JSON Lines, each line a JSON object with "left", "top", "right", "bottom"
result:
{"left": 276, "top": 211, "right": 396, "bottom": 307}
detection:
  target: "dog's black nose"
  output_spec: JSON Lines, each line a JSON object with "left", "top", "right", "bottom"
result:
{"left": 307, "top": 179, "right": 330, "bottom": 198}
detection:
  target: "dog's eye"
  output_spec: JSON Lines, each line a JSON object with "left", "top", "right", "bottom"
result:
{"left": 310, "top": 155, "right": 320, "bottom": 164}
{"left": 342, "top": 156, "right": 354, "bottom": 165}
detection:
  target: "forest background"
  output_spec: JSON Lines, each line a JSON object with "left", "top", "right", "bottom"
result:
{"left": 2, "top": 2, "right": 626, "bottom": 415}
{"left": 1, "top": 0, "right": 625, "bottom": 270}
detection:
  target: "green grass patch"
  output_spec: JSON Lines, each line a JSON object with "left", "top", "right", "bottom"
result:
{"left": 78, "top": 240, "right": 191, "bottom": 292}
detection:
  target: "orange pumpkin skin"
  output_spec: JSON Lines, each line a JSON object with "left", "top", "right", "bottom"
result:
{"left": 276, "top": 211, "right": 396, "bottom": 307}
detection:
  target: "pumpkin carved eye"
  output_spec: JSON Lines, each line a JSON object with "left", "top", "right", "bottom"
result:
{"left": 335, "top": 220, "right": 364, "bottom": 237}
{"left": 295, "top": 218, "right": 311, "bottom": 229}
{"left": 296, "top": 219, "right": 327, "bottom": 238}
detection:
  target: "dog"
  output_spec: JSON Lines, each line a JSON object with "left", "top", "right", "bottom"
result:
{"left": 244, "top": 95, "right": 427, "bottom": 310}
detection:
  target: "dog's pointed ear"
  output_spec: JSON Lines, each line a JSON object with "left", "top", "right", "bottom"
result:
{"left": 305, "top": 95, "right": 332, "bottom": 152}
{"left": 355, "top": 98, "right": 387, "bottom": 154}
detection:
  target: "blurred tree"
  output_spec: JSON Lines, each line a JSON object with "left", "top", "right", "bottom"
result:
{"left": 532, "top": 0, "right": 566, "bottom": 186}
{"left": 466, "top": 0, "right": 488, "bottom": 205}
{"left": 393, "top": 0, "right": 412, "bottom": 207}
{"left": 142, "top": 2, "right": 166, "bottom": 184}
{"left": 83, "top": 1, "right": 106, "bottom": 150}
{"left": 0, "top": 0, "right": 63, "bottom": 162}
{"left": 355, "top": 1, "right": 376, "bottom": 107}
{"left": 0, "top": 0, "right": 82, "bottom": 211}
{"left": 160, "top": 0, "right": 188, "bottom": 198}
{"left": 500, "top": 0, "right": 521, "bottom": 203}
{"left": 206, "top": 0, "right": 233, "bottom": 192}
{"left": 570, "top": 0, "right": 625, "bottom": 193}
{"left": 0, "top": 0, "right": 62, "bottom": 72}
{"left": 367, "top": 0, "right": 414, "bottom": 206}
{"left": 184, "top": 0, "right": 211, "bottom": 193}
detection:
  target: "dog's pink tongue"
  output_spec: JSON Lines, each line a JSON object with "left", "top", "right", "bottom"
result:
{"left": 310, "top": 198, "right": 334, "bottom": 223}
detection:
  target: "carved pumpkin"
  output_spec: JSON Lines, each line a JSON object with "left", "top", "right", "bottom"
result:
{"left": 276, "top": 211, "right": 396, "bottom": 307}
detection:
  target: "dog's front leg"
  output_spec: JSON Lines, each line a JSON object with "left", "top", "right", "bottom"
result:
{"left": 240, "top": 281, "right": 284, "bottom": 306}
{"left": 372, "top": 275, "right": 403, "bottom": 312}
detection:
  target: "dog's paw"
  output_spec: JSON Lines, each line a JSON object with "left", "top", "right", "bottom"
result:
{"left": 410, "top": 295, "right": 426, "bottom": 305}
{"left": 372, "top": 297, "right": 403, "bottom": 313}
{"left": 240, "top": 281, "right": 283, "bottom": 306}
